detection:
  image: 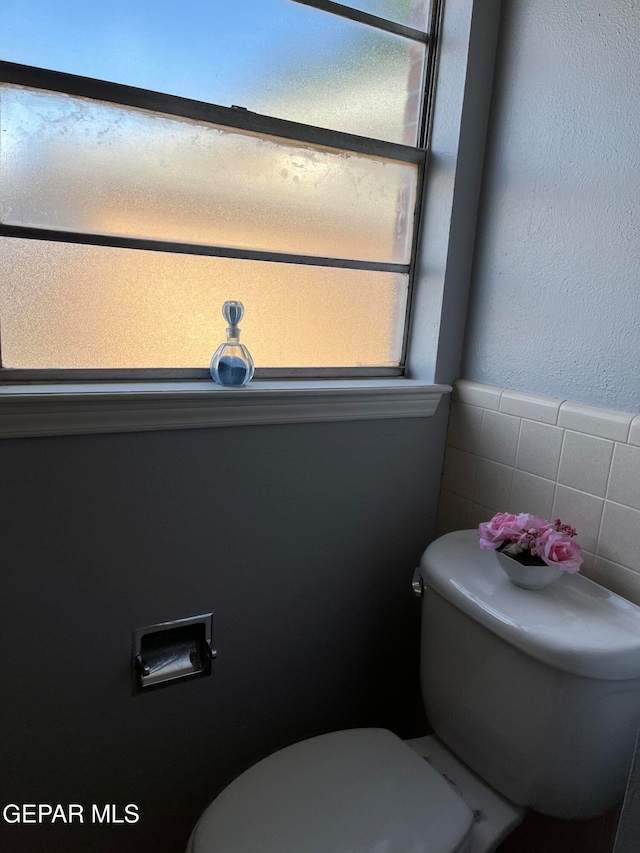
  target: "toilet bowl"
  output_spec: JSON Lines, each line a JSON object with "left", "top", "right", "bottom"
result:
{"left": 188, "top": 530, "right": 640, "bottom": 853}
{"left": 187, "top": 728, "right": 491, "bottom": 853}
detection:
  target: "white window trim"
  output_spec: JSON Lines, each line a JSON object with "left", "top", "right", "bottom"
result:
{"left": 0, "top": 379, "right": 452, "bottom": 438}
{"left": 0, "top": 0, "right": 499, "bottom": 438}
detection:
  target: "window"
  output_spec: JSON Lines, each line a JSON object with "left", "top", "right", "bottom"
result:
{"left": 0, "top": 0, "right": 440, "bottom": 377}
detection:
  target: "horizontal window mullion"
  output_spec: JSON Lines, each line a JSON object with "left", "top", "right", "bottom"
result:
{"left": 0, "top": 62, "right": 425, "bottom": 165}
{"left": 0, "top": 367, "right": 404, "bottom": 384}
{"left": 0, "top": 226, "right": 410, "bottom": 274}
{"left": 1, "top": 86, "right": 418, "bottom": 265}
{"left": 1, "top": 237, "right": 410, "bottom": 369}
{"left": 290, "top": 0, "right": 429, "bottom": 42}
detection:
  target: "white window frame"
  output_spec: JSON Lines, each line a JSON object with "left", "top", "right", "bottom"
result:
{"left": 0, "top": 0, "right": 500, "bottom": 437}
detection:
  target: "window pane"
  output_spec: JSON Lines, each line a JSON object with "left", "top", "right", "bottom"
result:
{"left": 341, "top": 0, "right": 431, "bottom": 30}
{"left": 0, "top": 0, "right": 425, "bottom": 144}
{"left": 0, "top": 87, "right": 416, "bottom": 265}
{"left": 0, "top": 238, "right": 408, "bottom": 368}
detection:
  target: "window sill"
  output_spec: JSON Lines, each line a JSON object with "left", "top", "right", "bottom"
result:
{"left": 0, "top": 378, "right": 452, "bottom": 438}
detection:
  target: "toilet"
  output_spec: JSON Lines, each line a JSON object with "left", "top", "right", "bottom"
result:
{"left": 187, "top": 529, "right": 640, "bottom": 853}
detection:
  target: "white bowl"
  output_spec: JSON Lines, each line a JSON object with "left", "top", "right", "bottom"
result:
{"left": 496, "top": 550, "right": 562, "bottom": 589}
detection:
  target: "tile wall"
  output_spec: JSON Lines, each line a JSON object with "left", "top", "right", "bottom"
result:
{"left": 438, "top": 380, "right": 640, "bottom": 605}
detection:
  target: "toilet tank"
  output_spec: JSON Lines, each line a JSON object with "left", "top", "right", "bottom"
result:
{"left": 419, "top": 530, "right": 640, "bottom": 819}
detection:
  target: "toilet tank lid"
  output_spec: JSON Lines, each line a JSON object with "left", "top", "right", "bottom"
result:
{"left": 190, "top": 729, "right": 473, "bottom": 853}
{"left": 420, "top": 530, "right": 640, "bottom": 681}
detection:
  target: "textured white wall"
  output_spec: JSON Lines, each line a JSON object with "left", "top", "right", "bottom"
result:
{"left": 462, "top": 0, "right": 640, "bottom": 411}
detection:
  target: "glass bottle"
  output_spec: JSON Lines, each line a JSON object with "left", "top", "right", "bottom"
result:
{"left": 209, "top": 300, "right": 255, "bottom": 387}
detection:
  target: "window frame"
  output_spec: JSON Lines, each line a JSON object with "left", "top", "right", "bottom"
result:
{"left": 0, "top": 0, "right": 442, "bottom": 382}
{"left": 0, "top": 0, "right": 502, "bottom": 437}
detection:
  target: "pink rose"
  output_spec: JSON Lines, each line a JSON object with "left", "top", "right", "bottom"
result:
{"left": 539, "top": 529, "right": 583, "bottom": 573}
{"left": 478, "top": 512, "right": 522, "bottom": 550}
{"left": 515, "top": 513, "right": 551, "bottom": 534}
{"left": 512, "top": 513, "right": 553, "bottom": 550}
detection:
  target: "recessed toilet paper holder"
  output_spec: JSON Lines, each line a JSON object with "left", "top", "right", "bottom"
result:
{"left": 132, "top": 612, "right": 217, "bottom": 693}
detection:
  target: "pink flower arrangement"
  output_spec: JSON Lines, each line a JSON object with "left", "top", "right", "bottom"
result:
{"left": 478, "top": 512, "right": 583, "bottom": 573}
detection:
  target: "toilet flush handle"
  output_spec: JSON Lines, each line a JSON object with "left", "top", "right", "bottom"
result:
{"left": 412, "top": 568, "right": 423, "bottom": 597}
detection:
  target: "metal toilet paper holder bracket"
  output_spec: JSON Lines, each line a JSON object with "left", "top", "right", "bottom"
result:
{"left": 132, "top": 612, "right": 217, "bottom": 693}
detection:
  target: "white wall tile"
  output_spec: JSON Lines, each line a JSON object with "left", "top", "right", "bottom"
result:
{"left": 551, "top": 484, "right": 603, "bottom": 554}
{"left": 437, "top": 381, "right": 640, "bottom": 604}
{"left": 607, "top": 443, "right": 640, "bottom": 511}
{"left": 628, "top": 416, "right": 640, "bottom": 447}
{"left": 588, "top": 558, "right": 640, "bottom": 607}
{"left": 468, "top": 502, "right": 497, "bottom": 530}
{"left": 447, "top": 401, "right": 484, "bottom": 454}
{"left": 557, "top": 401, "right": 633, "bottom": 442}
{"left": 442, "top": 446, "right": 477, "bottom": 499}
{"left": 578, "top": 550, "right": 595, "bottom": 575}
{"left": 437, "top": 489, "right": 471, "bottom": 535}
{"left": 499, "top": 389, "right": 563, "bottom": 424}
{"left": 515, "top": 420, "right": 564, "bottom": 480}
{"left": 473, "top": 457, "right": 514, "bottom": 510}
{"left": 509, "top": 470, "right": 555, "bottom": 520}
{"left": 557, "top": 430, "right": 613, "bottom": 497}
{"left": 452, "top": 380, "right": 503, "bottom": 410}
{"left": 598, "top": 501, "right": 640, "bottom": 572}
{"left": 478, "top": 409, "right": 521, "bottom": 465}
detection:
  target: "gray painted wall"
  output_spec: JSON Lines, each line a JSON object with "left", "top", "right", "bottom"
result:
{"left": 0, "top": 407, "right": 448, "bottom": 853}
{"left": 462, "top": 0, "right": 640, "bottom": 412}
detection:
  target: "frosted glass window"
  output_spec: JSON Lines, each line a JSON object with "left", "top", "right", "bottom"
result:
{"left": 0, "top": 238, "right": 408, "bottom": 369}
{"left": 341, "top": 0, "right": 431, "bottom": 30}
{"left": 0, "top": 87, "right": 416, "bottom": 265}
{"left": 0, "top": 0, "right": 426, "bottom": 144}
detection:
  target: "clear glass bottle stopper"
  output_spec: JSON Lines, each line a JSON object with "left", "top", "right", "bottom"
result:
{"left": 210, "top": 300, "right": 255, "bottom": 387}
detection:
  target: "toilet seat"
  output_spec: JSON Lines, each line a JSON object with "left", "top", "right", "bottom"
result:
{"left": 188, "top": 728, "right": 474, "bottom": 853}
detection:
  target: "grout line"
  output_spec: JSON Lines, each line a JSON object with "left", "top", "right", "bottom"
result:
{"left": 593, "top": 554, "right": 638, "bottom": 572}
{"left": 603, "top": 442, "right": 618, "bottom": 502}
{"left": 592, "top": 496, "right": 606, "bottom": 560}
{"left": 504, "top": 464, "right": 515, "bottom": 512}
{"left": 463, "top": 496, "right": 473, "bottom": 530}
{"left": 552, "top": 424, "right": 626, "bottom": 441}
{"left": 557, "top": 428, "right": 568, "bottom": 489}
{"left": 599, "top": 497, "right": 640, "bottom": 513}
{"left": 551, "top": 425, "right": 564, "bottom": 481}
{"left": 514, "top": 416, "right": 524, "bottom": 468}
{"left": 628, "top": 417, "right": 640, "bottom": 447}
{"left": 469, "top": 452, "right": 479, "bottom": 505}
{"left": 552, "top": 398, "right": 567, "bottom": 426}
{"left": 554, "top": 482, "right": 604, "bottom": 500}
{"left": 594, "top": 497, "right": 605, "bottom": 558}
